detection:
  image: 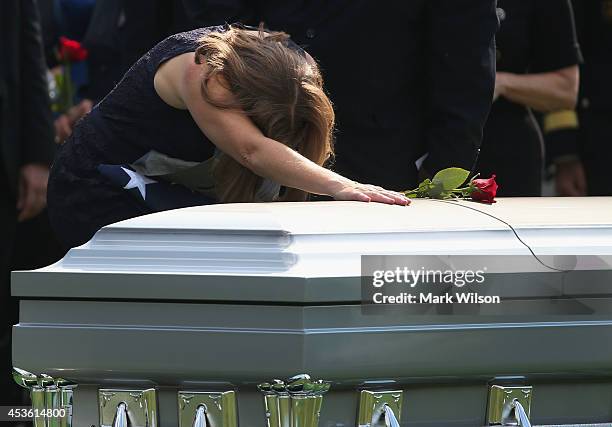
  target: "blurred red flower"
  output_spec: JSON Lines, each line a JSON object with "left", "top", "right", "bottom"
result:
{"left": 58, "top": 37, "right": 88, "bottom": 62}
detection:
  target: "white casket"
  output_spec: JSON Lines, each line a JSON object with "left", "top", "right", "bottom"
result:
{"left": 10, "top": 197, "right": 612, "bottom": 427}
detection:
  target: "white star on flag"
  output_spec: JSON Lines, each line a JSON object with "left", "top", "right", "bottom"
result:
{"left": 121, "top": 167, "right": 155, "bottom": 200}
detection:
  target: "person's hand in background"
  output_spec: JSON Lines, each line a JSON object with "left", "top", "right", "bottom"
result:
{"left": 54, "top": 98, "right": 93, "bottom": 144}
{"left": 17, "top": 163, "right": 49, "bottom": 222}
{"left": 493, "top": 72, "right": 507, "bottom": 102}
{"left": 54, "top": 114, "right": 72, "bottom": 144}
{"left": 555, "top": 157, "right": 587, "bottom": 196}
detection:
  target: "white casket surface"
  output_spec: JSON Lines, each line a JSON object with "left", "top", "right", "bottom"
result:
{"left": 11, "top": 197, "right": 612, "bottom": 427}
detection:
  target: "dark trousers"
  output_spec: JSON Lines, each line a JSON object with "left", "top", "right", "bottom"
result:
{"left": 0, "top": 178, "right": 22, "bottom": 406}
{"left": 580, "top": 111, "right": 612, "bottom": 196}
{"left": 11, "top": 212, "right": 65, "bottom": 272}
{"left": 477, "top": 110, "right": 543, "bottom": 197}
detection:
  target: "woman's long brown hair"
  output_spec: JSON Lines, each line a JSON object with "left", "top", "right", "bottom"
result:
{"left": 194, "top": 25, "right": 335, "bottom": 203}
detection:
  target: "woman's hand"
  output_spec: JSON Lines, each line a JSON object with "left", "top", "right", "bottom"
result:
{"left": 330, "top": 181, "right": 410, "bottom": 205}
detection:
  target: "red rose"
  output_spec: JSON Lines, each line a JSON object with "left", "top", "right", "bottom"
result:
{"left": 470, "top": 174, "right": 498, "bottom": 203}
{"left": 58, "top": 37, "right": 88, "bottom": 62}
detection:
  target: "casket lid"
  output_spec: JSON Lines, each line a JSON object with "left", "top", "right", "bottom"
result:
{"left": 11, "top": 197, "right": 612, "bottom": 302}
{"left": 103, "top": 196, "right": 612, "bottom": 233}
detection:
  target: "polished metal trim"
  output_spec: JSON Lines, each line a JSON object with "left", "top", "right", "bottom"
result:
{"left": 44, "top": 382, "right": 60, "bottom": 427}
{"left": 258, "top": 374, "right": 330, "bottom": 427}
{"left": 357, "top": 390, "right": 403, "bottom": 427}
{"left": 12, "top": 368, "right": 77, "bottom": 427}
{"left": 98, "top": 388, "right": 158, "bottom": 427}
{"left": 177, "top": 391, "right": 237, "bottom": 427}
{"left": 481, "top": 425, "right": 612, "bottom": 427}
{"left": 487, "top": 385, "right": 533, "bottom": 425}
{"left": 12, "top": 367, "right": 45, "bottom": 427}
{"left": 56, "top": 378, "right": 77, "bottom": 427}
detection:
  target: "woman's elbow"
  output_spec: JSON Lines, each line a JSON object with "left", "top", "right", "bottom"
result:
{"left": 236, "top": 143, "right": 263, "bottom": 172}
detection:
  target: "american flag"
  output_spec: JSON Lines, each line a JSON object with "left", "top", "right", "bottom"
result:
{"left": 97, "top": 164, "right": 216, "bottom": 212}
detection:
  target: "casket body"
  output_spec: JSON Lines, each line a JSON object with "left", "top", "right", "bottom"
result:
{"left": 11, "top": 198, "right": 612, "bottom": 426}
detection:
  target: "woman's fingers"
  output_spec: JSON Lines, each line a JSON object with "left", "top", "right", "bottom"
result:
{"left": 361, "top": 185, "right": 410, "bottom": 205}
{"left": 331, "top": 181, "right": 410, "bottom": 205}
{"left": 357, "top": 187, "right": 409, "bottom": 205}
{"left": 368, "top": 190, "right": 410, "bottom": 205}
{"left": 367, "top": 192, "right": 396, "bottom": 204}
{"left": 386, "top": 191, "right": 410, "bottom": 205}
{"left": 353, "top": 192, "right": 371, "bottom": 202}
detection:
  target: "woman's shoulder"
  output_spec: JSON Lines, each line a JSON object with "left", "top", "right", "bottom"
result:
{"left": 144, "top": 25, "right": 228, "bottom": 75}
{"left": 158, "top": 25, "right": 229, "bottom": 52}
{"left": 153, "top": 52, "right": 190, "bottom": 109}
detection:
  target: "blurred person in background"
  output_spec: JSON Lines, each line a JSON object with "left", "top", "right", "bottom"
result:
{"left": 542, "top": 109, "right": 585, "bottom": 196}
{"left": 1, "top": 0, "right": 55, "bottom": 409}
{"left": 537, "top": 0, "right": 612, "bottom": 197}
{"left": 38, "top": 0, "right": 177, "bottom": 133}
{"left": 13, "top": 0, "right": 180, "bottom": 273}
{"left": 8, "top": 0, "right": 99, "bottom": 278}
{"left": 476, "top": 0, "right": 581, "bottom": 196}
{"left": 180, "top": 1, "right": 499, "bottom": 191}
{"left": 572, "top": 0, "right": 612, "bottom": 196}
{"left": 79, "top": 0, "right": 181, "bottom": 103}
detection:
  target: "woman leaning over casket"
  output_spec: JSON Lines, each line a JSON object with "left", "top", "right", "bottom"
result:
{"left": 47, "top": 24, "right": 409, "bottom": 249}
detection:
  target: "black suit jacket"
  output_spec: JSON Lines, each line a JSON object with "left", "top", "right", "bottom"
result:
{"left": 182, "top": 0, "right": 498, "bottom": 189}
{"left": 0, "top": 0, "right": 55, "bottom": 194}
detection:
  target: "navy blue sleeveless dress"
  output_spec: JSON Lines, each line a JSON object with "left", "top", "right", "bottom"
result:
{"left": 48, "top": 26, "right": 226, "bottom": 249}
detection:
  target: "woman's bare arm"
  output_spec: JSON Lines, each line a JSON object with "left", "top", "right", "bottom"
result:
{"left": 177, "top": 58, "right": 409, "bottom": 204}
{"left": 495, "top": 65, "right": 579, "bottom": 112}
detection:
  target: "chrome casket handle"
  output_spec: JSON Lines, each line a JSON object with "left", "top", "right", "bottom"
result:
{"left": 193, "top": 405, "right": 207, "bottom": 427}
{"left": 508, "top": 399, "right": 531, "bottom": 427}
{"left": 114, "top": 402, "right": 128, "bottom": 427}
{"left": 382, "top": 404, "right": 401, "bottom": 427}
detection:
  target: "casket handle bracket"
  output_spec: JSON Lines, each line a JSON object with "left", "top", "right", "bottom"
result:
{"left": 98, "top": 388, "right": 158, "bottom": 427}
{"left": 487, "top": 385, "right": 533, "bottom": 426}
{"left": 177, "top": 390, "right": 237, "bottom": 427}
{"left": 357, "top": 389, "right": 404, "bottom": 427}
